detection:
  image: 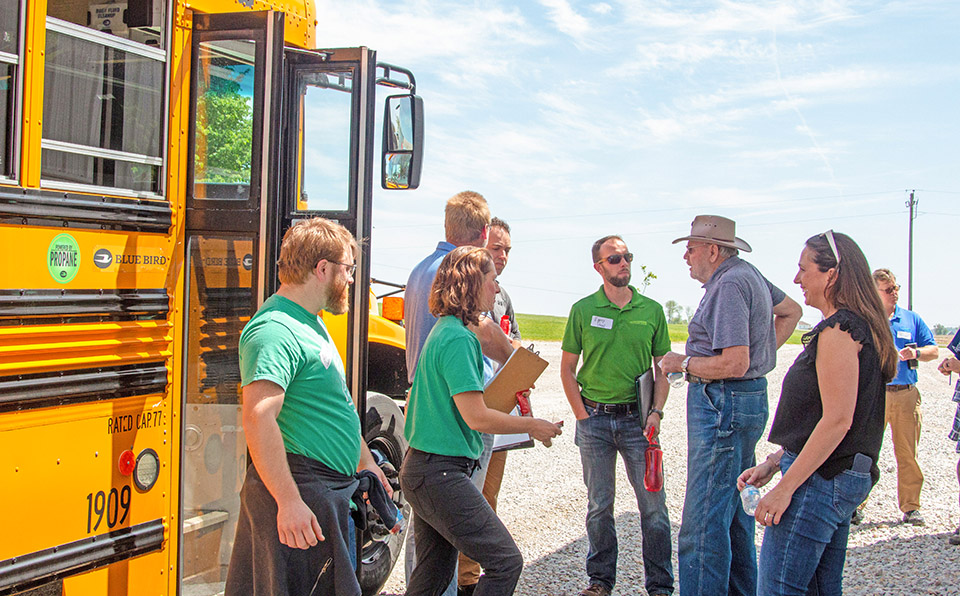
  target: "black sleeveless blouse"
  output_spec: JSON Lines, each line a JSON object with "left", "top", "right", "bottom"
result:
{"left": 768, "top": 309, "right": 886, "bottom": 483}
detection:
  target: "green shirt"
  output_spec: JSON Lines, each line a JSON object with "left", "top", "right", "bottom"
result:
{"left": 239, "top": 294, "right": 361, "bottom": 476}
{"left": 405, "top": 316, "right": 485, "bottom": 459}
{"left": 561, "top": 286, "right": 671, "bottom": 404}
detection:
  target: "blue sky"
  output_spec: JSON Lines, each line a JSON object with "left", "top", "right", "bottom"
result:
{"left": 316, "top": 0, "right": 960, "bottom": 328}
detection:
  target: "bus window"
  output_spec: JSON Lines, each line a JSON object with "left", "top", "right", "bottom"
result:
{"left": 296, "top": 70, "right": 352, "bottom": 212}
{"left": 0, "top": 0, "right": 20, "bottom": 179}
{"left": 40, "top": 19, "right": 165, "bottom": 196}
{"left": 193, "top": 39, "right": 256, "bottom": 201}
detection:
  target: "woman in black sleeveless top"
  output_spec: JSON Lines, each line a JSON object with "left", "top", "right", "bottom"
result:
{"left": 738, "top": 231, "right": 897, "bottom": 595}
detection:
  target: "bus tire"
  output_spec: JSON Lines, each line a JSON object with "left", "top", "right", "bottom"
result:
{"left": 359, "top": 392, "right": 409, "bottom": 596}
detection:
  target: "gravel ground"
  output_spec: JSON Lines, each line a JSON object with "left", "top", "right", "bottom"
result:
{"left": 380, "top": 342, "right": 960, "bottom": 595}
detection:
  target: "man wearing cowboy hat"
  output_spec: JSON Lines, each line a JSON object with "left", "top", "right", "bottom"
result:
{"left": 661, "top": 215, "right": 800, "bottom": 596}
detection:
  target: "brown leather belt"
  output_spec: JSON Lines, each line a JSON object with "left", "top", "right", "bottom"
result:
{"left": 887, "top": 384, "right": 915, "bottom": 393}
{"left": 582, "top": 397, "right": 636, "bottom": 414}
{"left": 686, "top": 373, "right": 712, "bottom": 384}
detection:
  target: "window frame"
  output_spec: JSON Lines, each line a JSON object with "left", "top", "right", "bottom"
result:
{"left": 38, "top": 15, "right": 169, "bottom": 200}
{"left": 0, "top": 0, "right": 26, "bottom": 183}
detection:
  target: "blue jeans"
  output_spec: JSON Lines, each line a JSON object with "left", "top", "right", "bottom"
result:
{"left": 575, "top": 404, "right": 674, "bottom": 594}
{"left": 758, "top": 451, "right": 873, "bottom": 595}
{"left": 678, "top": 378, "right": 768, "bottom": 596}
{"left": 404, "top": 432, "right": 494, "bottom": 595}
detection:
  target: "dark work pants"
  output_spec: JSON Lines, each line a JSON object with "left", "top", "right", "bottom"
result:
{"left": 400, "top": 448, "right": 524, "bottom": 596}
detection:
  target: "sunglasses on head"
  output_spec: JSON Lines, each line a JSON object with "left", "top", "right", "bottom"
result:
{"left": 820, "top": 229, "right": 841, "bottom": 267}
{"left": 597, "top": 253, "right": 633, "bottom": 265}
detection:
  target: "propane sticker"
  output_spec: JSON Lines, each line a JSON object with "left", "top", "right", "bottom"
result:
{"left": 47, "top": 233, "right": 81, "bottom": 283}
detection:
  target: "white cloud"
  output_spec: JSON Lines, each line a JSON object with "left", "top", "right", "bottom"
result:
{"left": 590, "top": 3, "right": 613, "bottom": 15}
{"left": 538, "top": 0, "right": 593, "bottom": 43}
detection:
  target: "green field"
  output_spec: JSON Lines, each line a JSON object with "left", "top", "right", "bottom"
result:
{"left": 516, "top": 313, "right": 805, "bottom": 345}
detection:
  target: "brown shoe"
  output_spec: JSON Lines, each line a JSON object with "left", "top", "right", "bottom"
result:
{"left": 579, "top": 584, "right": 612, "bottom": 596}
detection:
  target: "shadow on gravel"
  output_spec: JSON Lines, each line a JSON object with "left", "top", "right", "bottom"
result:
{"left": 843, "top": 530, "right": 960, "bottom": 596}
{"left": 515, "top": 512, "right": 682, "bottom": 596}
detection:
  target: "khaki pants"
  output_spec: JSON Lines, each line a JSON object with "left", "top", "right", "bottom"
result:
{"left": 458, "top": 450, "right": 508, "bottom": 587}
{"left": 885, "top": 385, "right": 923, "bottom": 513}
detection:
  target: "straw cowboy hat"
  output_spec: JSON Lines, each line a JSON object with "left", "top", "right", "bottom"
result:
{"left": 672, "top": 215, "right": 752, "bottom": 252}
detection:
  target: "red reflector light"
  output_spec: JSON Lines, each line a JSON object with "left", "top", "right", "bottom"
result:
{"left": 118, "top": 450, "right": 135, "bottom": 476}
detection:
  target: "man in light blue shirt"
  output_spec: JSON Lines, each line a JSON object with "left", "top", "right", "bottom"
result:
{"left": 873, "top": 268, "right": 938, "bottom": 526}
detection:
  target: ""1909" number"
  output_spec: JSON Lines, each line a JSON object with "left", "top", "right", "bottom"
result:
{"left": 86, "top": 486, "right": 131, "bottom": 533}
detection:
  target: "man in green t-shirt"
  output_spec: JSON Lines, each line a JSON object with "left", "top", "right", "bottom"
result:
{"left": 225, "top": 218, "right": 391, "bottom": 596}
{"left": 560, "top": 235, "right": 674, "bottom": 596}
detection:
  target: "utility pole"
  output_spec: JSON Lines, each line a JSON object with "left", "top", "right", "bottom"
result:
{"left": 906, "top": 190, "right": 917, "bottom": 310}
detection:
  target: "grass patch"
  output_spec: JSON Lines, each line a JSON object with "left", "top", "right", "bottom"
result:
{"left": 517, "top": 314, "right": 807, "bottom": 345}
{"left": 515, "top": 313, "right": 568, "bottom": 341}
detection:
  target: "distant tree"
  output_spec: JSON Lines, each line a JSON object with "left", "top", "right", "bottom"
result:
{"left": 684, "top": 306, "right": 695, "bottom": 322}
{"left": 664, "top": 300, "right": 683, "bottom": 324}
{"left": 933, "top": 323, "right": 958, "bottom": 336}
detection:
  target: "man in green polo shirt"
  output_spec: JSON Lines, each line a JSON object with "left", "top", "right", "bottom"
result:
{"left": 560, "top": 235, "right": 674, "bottom": 596}
{"left": 225, "top": 217, "right": 391, "bottom": 596}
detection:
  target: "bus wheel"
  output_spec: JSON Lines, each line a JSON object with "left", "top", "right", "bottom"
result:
{"left": 360, "top": 392, "right": 409, "bottom": 596}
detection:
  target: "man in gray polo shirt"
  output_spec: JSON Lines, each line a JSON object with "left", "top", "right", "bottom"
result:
{"left": 662, "top": 215, "right": 800, "bottom": 596}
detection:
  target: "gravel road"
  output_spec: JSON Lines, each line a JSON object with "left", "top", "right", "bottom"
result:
{"left": 380, "top": 342, "right": 960, "bottom": 595}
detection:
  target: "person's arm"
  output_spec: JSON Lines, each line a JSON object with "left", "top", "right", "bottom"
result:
{"left": 357, "top": 441, "right": 393, "bottom": 498}
{"left": 468, "top": 315, "right": 516, "bottom": 364}
{"left": 646, "top": 357, "right": 669, "bottom": 440}
{"left": 753, "top": 325, "right": 860, "bottom": 526}
{"left": 242, "top": 380, "right": 324, "bottom": 549}
{"left": 560, "top": 350, "right": 589, "bottom": 420}
{"left": 452, "top": 391, "right": 562, "bottom": 446}
{"left": 773, "top": 295, "right": 802, "bottom": 348}
{"left": 661, "top": 346, "right": 749, "bottom": 379}
{"left": 908, "top": 344, "right": 940, "bottom": 362}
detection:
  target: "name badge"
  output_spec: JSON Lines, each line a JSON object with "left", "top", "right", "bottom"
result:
{"left": 896, "top": 330, "right": 912, "bottom": 340}
{"left": 591, "top": 316, "right": 613, "bottom": 330}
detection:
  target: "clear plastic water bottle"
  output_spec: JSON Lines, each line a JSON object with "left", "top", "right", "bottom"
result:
{"left": 740, "top": 484, "right": 760, "bottom": 516}
{"left": 667, "top": 372, "right": 685, "bottom": 388}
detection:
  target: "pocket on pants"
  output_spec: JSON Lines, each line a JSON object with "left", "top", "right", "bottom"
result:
{"left": 832, "top": 469, "right": 872, "bottom": 518}
{"left": 729, "top": 388, "right": 768, "bottom": 433}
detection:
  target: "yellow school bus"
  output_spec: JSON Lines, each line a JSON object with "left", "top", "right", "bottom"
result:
{"left": 0, "top": 0, "right": 421, "bottom": 594}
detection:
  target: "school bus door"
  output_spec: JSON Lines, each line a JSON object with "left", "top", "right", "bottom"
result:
{"left": 179, "top": 11, "right": 283, "bottom": 593}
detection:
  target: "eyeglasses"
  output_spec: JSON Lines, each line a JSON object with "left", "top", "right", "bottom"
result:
{"left": 596, "top": 252, "right": 633, "bottom": 265}
{"left": 880, "top": 284, "right": 901, "bottom": 295}
{"left": 326, "top": 259, "right": 357, "bottom": 276}
{"left": 820, "top": 229, "right": 841, "bottom": 267}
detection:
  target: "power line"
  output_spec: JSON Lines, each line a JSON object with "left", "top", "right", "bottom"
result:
{"left": 373, "top": 189, "right": 904, "bottom": 229}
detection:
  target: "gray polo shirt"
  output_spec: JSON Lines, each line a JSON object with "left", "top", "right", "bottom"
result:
{"left": 686, "top": 256, "right": 786, "bottom": 379}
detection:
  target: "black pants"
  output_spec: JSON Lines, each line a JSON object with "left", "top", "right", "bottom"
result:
{"left": 400, "top": 448, "right": 523, "bottom": 596}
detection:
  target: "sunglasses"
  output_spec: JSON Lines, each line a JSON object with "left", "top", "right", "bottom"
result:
{"left": 880, "top": 284, "right": 901, "bottom": 295}
{"left": 820, "top": 229, "right": 841, "bottom": 267}
{"left": 597, "top": 253, "right": 633, "bottom": 265}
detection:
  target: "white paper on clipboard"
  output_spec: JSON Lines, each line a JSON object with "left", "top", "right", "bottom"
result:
{"left": 492, "top": 405, "right": 534, "bottom": 452}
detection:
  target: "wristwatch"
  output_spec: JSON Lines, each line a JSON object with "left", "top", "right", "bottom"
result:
{"left": 681, "top": 356, "right": 692, "bottom": 373}
{"left": 649, "top": 407, "right": 664, "bottom": 419}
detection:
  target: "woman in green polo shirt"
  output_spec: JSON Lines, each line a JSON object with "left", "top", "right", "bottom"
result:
{"left": 400, "top": 246, "right": 562, "bottom": 596}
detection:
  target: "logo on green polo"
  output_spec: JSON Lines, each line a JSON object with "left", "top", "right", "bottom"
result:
{"left": 48, "top": 233, "right": 80, "bottom": 283}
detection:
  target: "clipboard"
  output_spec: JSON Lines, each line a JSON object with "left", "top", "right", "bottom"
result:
{"left": 483, "top": 347, "right": 549, "bottom": 413}
{"left": 634, "top": 368, "right": 654, "bottom": 421}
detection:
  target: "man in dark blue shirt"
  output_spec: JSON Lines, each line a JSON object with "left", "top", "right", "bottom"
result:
{"left": 873, "top": 268, "right": 939, "bottom": 526}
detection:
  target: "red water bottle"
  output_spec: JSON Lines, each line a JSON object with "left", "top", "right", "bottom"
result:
{"left": 644, "top": 427, "right": 663, "bottom": 492}
{"left": 499, "top": 315, "right": 511, "bottom": 335}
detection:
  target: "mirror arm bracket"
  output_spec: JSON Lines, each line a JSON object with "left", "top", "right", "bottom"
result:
{"left": 376, "top": 62, "right": 416, "bottom": 94}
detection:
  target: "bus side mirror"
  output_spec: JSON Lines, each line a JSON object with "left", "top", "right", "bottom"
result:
{"left": 381, "top": 94, "right": 423, "bottom": 190}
